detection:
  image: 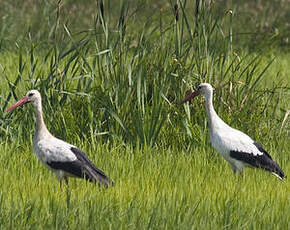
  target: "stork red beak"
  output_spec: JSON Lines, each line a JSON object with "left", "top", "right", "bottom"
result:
{"left": 5, "top": 96, "right": 29, "bottom": 112}
{"left": 181, "top": 90, "right": 200, "bottom": 104}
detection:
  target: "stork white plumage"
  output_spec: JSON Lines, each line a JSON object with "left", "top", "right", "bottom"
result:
{"left": 6, "top": 90, "right": 113, "bottom": 187}
{"left": 182, "top": 83, "right": 285, "bottom": 179}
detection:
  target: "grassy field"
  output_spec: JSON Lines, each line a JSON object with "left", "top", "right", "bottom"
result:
{"left": 0, "top": 0, "right": 289, "bottom": 229}
{"left": 0, "top": 143, "right": 289, "bottom": 229}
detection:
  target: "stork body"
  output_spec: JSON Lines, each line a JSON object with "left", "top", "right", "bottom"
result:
{"left": 182, "top": 83, "right": 284, "bottom": 179}
{"left": 6, "top": 90, "right": 113, "bottom": 187}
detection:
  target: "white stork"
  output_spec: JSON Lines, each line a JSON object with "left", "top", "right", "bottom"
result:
{"left": 6, "top": 90, "right": 113, "bottom": 187}
{"left": 182, "top": 83, "right": 285, "bottom": 179}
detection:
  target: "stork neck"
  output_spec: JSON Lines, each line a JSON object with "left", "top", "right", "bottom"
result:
{"left": 204, "top": 92, "right": 223, "bottom": 131}
{"left": 34, "top": 101, "right": 50, "bottom": 139}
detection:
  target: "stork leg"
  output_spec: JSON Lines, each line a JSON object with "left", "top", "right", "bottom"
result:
{"left": 59, "top": 180, "right": 63, "bottom": 189}
{"left": 59, "top": 176, "right": 69, "bottom": 189}
{"left": 231, "top": 165, "right": 244, "bottom": 178}
{"left": 64, "top": 176, "right": 69, "bottom": 185}
{"left": 238, "top": 170, "right": 244, "bottom": 178}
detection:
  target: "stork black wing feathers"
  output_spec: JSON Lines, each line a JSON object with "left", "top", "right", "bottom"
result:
{"left": 70, "top": 147, "right": 108, "bottom": 177}
{"left": 70, "top": 147, "right": 112, "bottom": 186}
{"left": 47, "top": 147, "right": 113, "bottom": 186}
{"left": 230, "top": 142, "right": 284, "bottom": 179}
{"left": 47, "top": 160, "right": 91, "bottom": 181}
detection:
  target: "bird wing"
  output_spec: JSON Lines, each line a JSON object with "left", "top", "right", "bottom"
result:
{"left": 70, "top": 147, "right": 112, "bottom": 186}
{"left": 36, "top": 138, "right": 77, "bottom": 163}
{"left": 213, "top": 127, "right": 263, "bottom": 156}
{"left": 216, "top": 128, "right": 284, "bottom": 178}
{"left": 36, "top": 138, "right": 112, "bottom": 186}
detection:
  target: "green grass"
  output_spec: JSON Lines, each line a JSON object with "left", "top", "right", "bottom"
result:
{"left": 0, "top": 0, "right": 289, "bottom": 229}
{"left": 0, "top": 143, "right": 289, "bottom": 229}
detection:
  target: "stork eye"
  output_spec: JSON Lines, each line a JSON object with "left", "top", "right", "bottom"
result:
{"left": 28, "top": 93, "right": 34, "bottom": 97}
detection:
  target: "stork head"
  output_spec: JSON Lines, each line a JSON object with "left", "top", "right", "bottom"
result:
{"left": 6, "top": 89, "right": 42, "bottom": 112}
{"left": 181, "top": 83, "right": 214, "bottom": 103}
